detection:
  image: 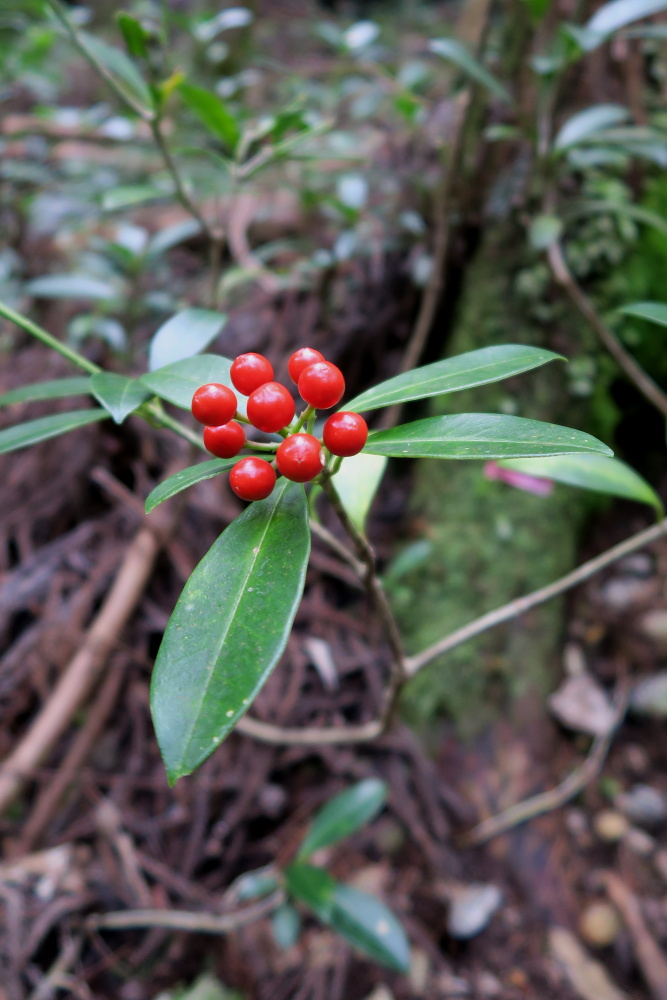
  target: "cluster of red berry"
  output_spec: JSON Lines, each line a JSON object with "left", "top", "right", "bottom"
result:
{"left": 191, "top": 348, "right": 368, "bottom": 501}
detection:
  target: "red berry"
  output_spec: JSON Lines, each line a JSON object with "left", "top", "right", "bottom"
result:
{"left": 287, "top": 347, "right": 325, "bottom": 385}
{"left": 276, "top": 433, "right": 326, "bottom": 482}
{"left": 298, "top": 361, "right": 345, "bottom": 409}
{"left": 230, "top": 353, "right": 274, "bottom": 396}
{"left": 323, "top": 412, "right": 368, "bottom": 457}
{"left": 203, "top": 421, "right": 246, "bottom": 458}
{"left": 247, "top": 381, "right": 295, "bottom": 433}
{"left": 229, "top": 456, "right": 276, "bottom": 501}
{"left": 191, "top": 383, "right": 237, "bottom": 426}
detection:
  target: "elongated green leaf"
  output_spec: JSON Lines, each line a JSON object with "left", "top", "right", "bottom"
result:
{"left": 90, "top": 372, "right": 151, "bottom": 424}
{"left": 498, "top": 454, "right": 663, "bottom": 516}
{"left": 178, "top": 81, "right": 240, "bottom": 151}
{"left": 79, "top": 29, "right": 153, "bottom": 112}
{"left": 364, "top": 414, "right": 613, "bottom": 460}
{"left": 140, "top": 355, "right": 235, "bottom": 410}
{"left": 145, "top": 458, "right": 237, "bottom": 513}
{"left": 151, "top": 480, "right": 310, "bottom": 783}
{"left": 272, "top": 904, "right": 301, "bottom": 950}
{"left": 147, "top": 219, "right": 202, "bottom": 259}
{"left": 327, "top": 883, "right": 410, "bottom": 972}
{"left": 26, "top": 274, "right": 118, "bottom": 301}
{"left": 0, "top": 409, "right": 108, "bottom": 454}
{"left": 568, "top": 200, "right": 667, "bottom": 237}
{"left": 285, "top": 864, "right": 336, "bottom": 921}
{"left": 0, "top": 377, "right": 92, "bottom": 406}
{"left": 619, "top": 302, "right": 667, "bottom": 329}
{"left": 116, "top": 12, "right": 150, "bottom": 59}
{"left": 587, "top": 0, "right": 667, "bottom": 36}
{"left": 429, "top": 38, "right": 512, "bottom": 103}
{"left": 102, "top": 184, "right": 169, "bottom": 212}
{"left": 345, "top": 345, "right": 564, "bottom": 414}
{"left": 148, "top": 308, "right": 227, "bottom": 372}
{"left": 554, "top": 104, "right": 629, "bottom": 151}
{"left": 297, "top": 780, "right": 388, "bottom": 860}
{"left": 332, "top": 453, "right": 387, "bottom": 533}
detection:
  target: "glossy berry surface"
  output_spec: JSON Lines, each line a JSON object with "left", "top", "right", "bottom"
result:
{"left": 276, "top": 433, "right": 325, "bottom": 483}
{"left": 229, "top": 456, "right": 276, "bottom": 501}
{"left": 298, "top": 361, "right": 345, "bottom": 410}
{"left": 230, "top": 353, "right": 274, "bottom": 396}
{"left": 323, "top": 411, "right": 368, "bottom": 457}
{"left": 203, "top": 421, "right": 246, "bottom": 458}
{"left": 191, "top": 383, "right": 237, "bottom": 427}
{"left": 247, "top": 381, "right": 295, "bottom": 433}
{"left": 287, "top": 347, "right": 325, "bottom": 385}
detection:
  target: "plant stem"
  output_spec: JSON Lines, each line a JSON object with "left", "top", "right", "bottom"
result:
{"left": 0, "top": 300, "right": 101, "bottom": 374}
{"left": 87, "top": 889, "right": 284, "bottom": 934}
{"left": 141, "top": 402, "right": 207, "bottom": 451}
{"left": 149, "top": 117, "right": 213, "bottom": 240}
{"left": 291, "top": 404, "right": 315, "bottom": 434}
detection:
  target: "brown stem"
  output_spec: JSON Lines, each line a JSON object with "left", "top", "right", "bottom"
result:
{"left": 548, "top": 241, "right": 667, "bottom": 419}
{"left": 87, "top": 890, "right": 284, "bottom": 935}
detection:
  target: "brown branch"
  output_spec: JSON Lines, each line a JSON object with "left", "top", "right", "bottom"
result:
{"left": 548, "top": 241, "right": 667, "bottom": 419}
{"left": 406, "top": 516, "right": 667, "bottom": 677}
{"left": 87, "top": 890, "right": 284, "bottom": 935}
{"left": 0, "top": 470, "right": 183, "bottom": 817}
{"left": 604, "top": 872, "right": 667, "bottom": 1000}
{"left": 460, "top": 687, "right": 629, "bottom": 846}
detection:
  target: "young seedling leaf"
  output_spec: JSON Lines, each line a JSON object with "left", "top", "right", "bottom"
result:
{"left": 0, "top": 409, "right": 108, "bottom": 455}
{"left": 26, "top": 274, "right": 118, "bottom": 301}
{"left": 429, "top": 38, "right": 512, "bottom": 103}
{"left": 233, "top": 867, "right": 280, "bottom": 902}
{"left": 332, "top": 454, "right": 387, "bottom": 533}
{"left": 178, "top": 81, "right": 240, "bottom": 152}
{"left": 364, "top": 414, "right": 613, "bottom": 460}
{"left": 145, "top": 458, "right": 237, "bottom": 513}
{"left": 90, "top": 372, "right": 151, "bottom": 424}
{"left": 140, "top": 354, "right": 235, "bottom": 411}
{"left": 148, "top": 308, "right": 227, "bottom": 371}
{"left": 0, "top": 377, "right": 92, "bottom": 406}
{"left": 344, "top": 345, "right": 563, "bottom": 413}
{"left": 618, "top": 301, "right": 667, "bottom": 329}
{"left": 116, "top": 11, "right": 150, "bottom": 59}
{"left": 284, "top": 864, "right": 336, "bottom": 921}
{"left": 327, "top": 883, "right": 410, "bottom": 972}
{"left": 297, "top": 779, "right": 388, "bottom": 860}
{"left": 272, "top": 904, "right": 301, "bottom": 950}
{"left": 151, "top": 480, "right": 310, "bottom": 783}
{"left": 553, "top": 104, "right": 630, "bottom": 151}
{"left": 497, "top": 454, "right": 663, "bottom": 516}
{"left": 586, "top": 0, "right": 667, "bottom": 37}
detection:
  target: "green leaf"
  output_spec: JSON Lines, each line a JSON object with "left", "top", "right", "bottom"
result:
{"left": 554, "top": 104, "right": 629, "bottom": 151}
{"left": 102, "top": 184, "right": 169, "bottom": 212}
{"left": 178, "top": 81, "right": 240, "bottom": 152}
{"left": 619, "top": 301, "right": 667, "bottom": 329}
{"left": 139, "top": 355, "right": 234, "bottom": 410}
{"left": 345, "top": 345, "right": 564, "bottom": 414}
{"left": 233, "top": 867, "right": 280, "bottom": 902}
{"left": 79, "top": 30, "right": 153, "bottom": 112}
{"left": 0, "top": 377, "right": 92, "bottom": 406}
{"left": 327, "top": 883, "right": 410, "bottom": 972}
{"left": 90, "top": 372, "right": 151, "bottom": 424}
{"left": 497, "top": 454, "right": 663, "bottom": 516}
{"left": 147, "top": 219, "right": 202, "bottom": 259}
{"left": 0, "top": 409, "right": 108, "bottom": 455}
{"left": 332, "top": 453, "right": 387, "bottom": 533}
{"left": 26, "top": 274, "right": 118, "bottom": 301}
{"left": 272, "top": 904, "right": 301, "bottom": 950}
{"left": 284, "top": 864, "right": 336, "bottom": 921}
{"left": 568, "top": 200, "right": 667, "bottom": 237}
{"left": 529, "top": 214, "right": 563, "bottom": 250}
{"left": 429, "top": 38, "right": 512, "bottom": 104}
{"left": 151, "top": 480, "right": 310, "bottom": 783}
{"left": 587, "top": 0, "right": 667, "bottom": 36}
{"left": 297, "top": 779, "right": 388, "bottom": 860}
{"left": 364, "top": 414, "right": 613, "bottom": 460}
{"left": 148, "top": 308, "right": 227, "bottom": 372}
{"left": 116, "top": 11, "right": 150, "bottom": 59}
{"left": 145, "top": 458, "right": 237, "bottom": 513}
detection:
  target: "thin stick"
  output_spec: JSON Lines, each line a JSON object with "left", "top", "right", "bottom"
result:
{"left": 548, "top": 241, "right": 667, "bottom": 419}
{"left": 87, "top": 891, "right": 283, "bottom": 935}
{"left": 460, "top": 688, "right": 628, "bottom": 846}
{"left": 604, "top": 872, "right": 667, "bottom": 1000}
{"left": 406, "top": 516, "right": 667, "bottom": 677}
